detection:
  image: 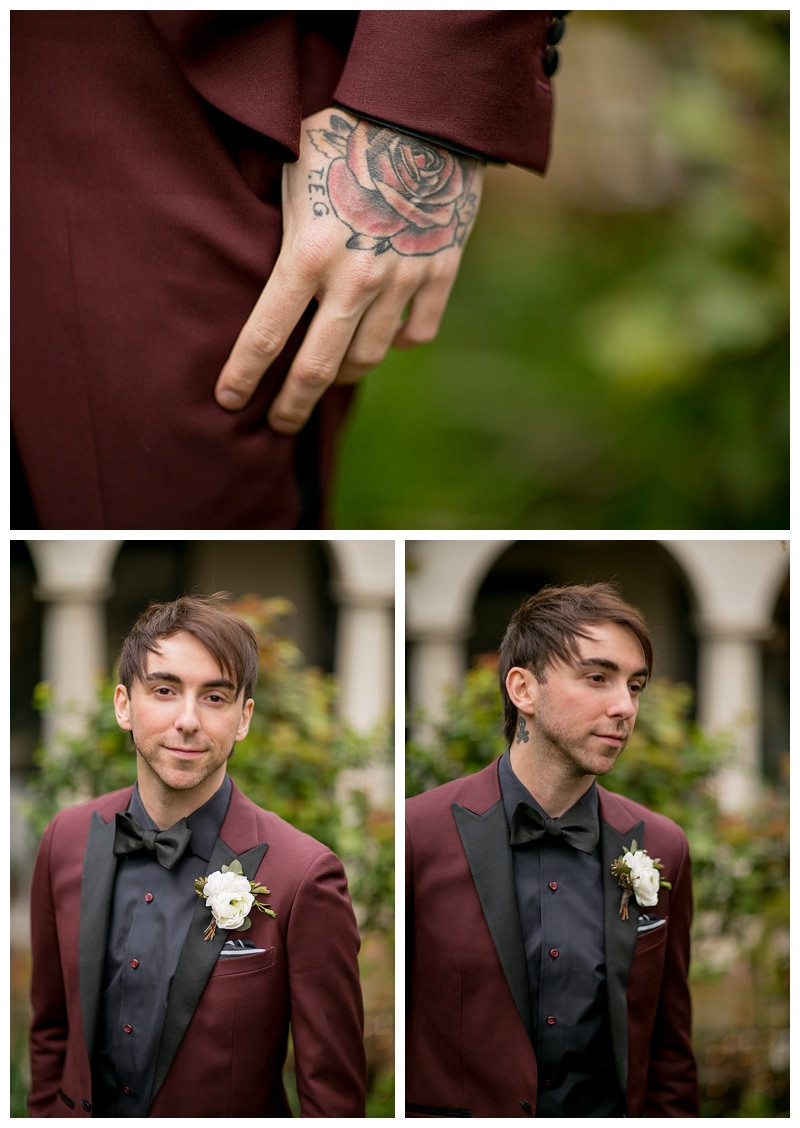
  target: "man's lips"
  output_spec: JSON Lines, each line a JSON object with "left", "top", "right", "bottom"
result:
{"left": 593, "top": 732, "right": 628, "bottom": 746}
{"left": 166, "top": 746, "right": 206, "bottom": 757}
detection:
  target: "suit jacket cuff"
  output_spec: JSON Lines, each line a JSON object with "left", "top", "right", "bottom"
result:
{"left": 333, "top": 11, "right": 554, "bottom": 172}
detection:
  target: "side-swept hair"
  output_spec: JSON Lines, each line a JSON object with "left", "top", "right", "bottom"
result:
{"left": 498, "top": 582, "right": 653, "bottom": 746}
{"left": 117, "top": 592, "right": 259, "bottom": 702}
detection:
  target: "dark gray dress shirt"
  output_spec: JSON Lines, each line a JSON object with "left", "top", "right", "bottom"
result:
{"left": 499, "top": 752, "right": 625, "bottom": 1116}
{"left": 93, "top": 776, "right": 232, "bottom": 1116}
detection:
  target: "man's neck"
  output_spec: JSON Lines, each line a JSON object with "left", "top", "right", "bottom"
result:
{"left": 135, "top": 765, "right": 227, "bottom": 829}
{"left": 509, "top": 745, "right": 595, "bottom": 817}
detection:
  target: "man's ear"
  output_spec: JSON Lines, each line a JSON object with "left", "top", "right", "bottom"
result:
{"left": 114, "top": 684, "right": 132, "bottom": 731}
{"left": 235, "top": 698, "right": 254, "bottom": 743}
{"left": 505, "top": 667, "right": 539, "bottom": 714}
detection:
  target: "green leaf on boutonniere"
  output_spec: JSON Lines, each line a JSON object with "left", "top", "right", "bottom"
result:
{"left": 221, "top": 859, "right": 244, "bottom": 876}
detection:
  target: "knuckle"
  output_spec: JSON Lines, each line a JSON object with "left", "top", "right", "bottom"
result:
{"left": 291, "top": 359, "right": 335, "bottom": 392}
{"left": 248, "top": 320, "right": 283, "bottom": 360}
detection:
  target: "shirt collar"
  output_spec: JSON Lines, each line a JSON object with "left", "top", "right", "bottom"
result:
{"left": 498, "top": 748, "right": 598, "bottom": 829}
{"left": 128, "top": 774, "right": 233, "bottom": 862}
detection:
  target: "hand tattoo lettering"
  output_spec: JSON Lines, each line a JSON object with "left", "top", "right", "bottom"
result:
{"left": 516, "top": 717, "right": 530, "bottom": 745}
{"left": 307, "top": 114, "right": 478, "bottom": 257}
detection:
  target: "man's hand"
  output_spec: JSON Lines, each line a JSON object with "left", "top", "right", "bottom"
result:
{"left": 214, "top": 108, "right": 483, "bottom": 434}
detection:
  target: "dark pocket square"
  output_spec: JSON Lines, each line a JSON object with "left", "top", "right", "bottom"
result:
{"left": 218, "top": 938, "right": 266, "bottom": 959}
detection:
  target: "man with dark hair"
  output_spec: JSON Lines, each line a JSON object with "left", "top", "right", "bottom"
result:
{"left": 29, "top": 594, "right": 366, "bottom": 1117}
{"left": 406, "top": 582, "right": 698, "bottom": 1118}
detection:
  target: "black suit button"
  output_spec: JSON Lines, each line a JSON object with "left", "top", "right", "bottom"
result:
{"left": 543, "top": 47, "right": 560, "bottom": 77}
{"left": 547, "top": 18, "right": 566, "bottom": 45}
{"left": 81, "top": 1100, "right": 92, "bottom": 1112}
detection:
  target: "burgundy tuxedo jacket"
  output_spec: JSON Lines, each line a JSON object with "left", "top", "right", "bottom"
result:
{"left": 29, "top": 779, "right": 366, "bottom": 1117}
{"left": 406, "top": 759, "right": 699, "bottom": 1117}
{"left": 11, "top": 12, "right": 555, "bottom": 530}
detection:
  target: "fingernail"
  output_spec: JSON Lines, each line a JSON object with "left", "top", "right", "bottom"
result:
{"left": 216, "top": 388, "right": 244, "bottom": 411}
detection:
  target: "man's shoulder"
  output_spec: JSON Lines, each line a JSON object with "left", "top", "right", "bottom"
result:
{"left": 46, "top": 786, "right": 133, "bottom": 831}
{"left": 597, "top": 784, "right": 689, "bottom": 851}
{"left": 406, "top": 759, "right": 501, "bottom": 821}
{"left": 227, "top": 782, "right": 338, "bottom": 864}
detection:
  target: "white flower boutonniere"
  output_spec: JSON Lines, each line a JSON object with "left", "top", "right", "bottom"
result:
{"left": 194, "top": 859, "right": 276, "bottom": 941}
{"left": 611, "top": 840, "right": 672, "bottom": 921}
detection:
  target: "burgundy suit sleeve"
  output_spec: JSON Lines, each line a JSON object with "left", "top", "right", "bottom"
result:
{"left": 285, "top": 849, "right": 367, "bottom": 1116}
{"left": 333, "top": 11, "right": 554, "bottom": 171}
{"left": 643, "top": 832, "right": 699, "bottom": 1116}
{"left": 28, "top": 821, "right": 67, "bottom": 1117}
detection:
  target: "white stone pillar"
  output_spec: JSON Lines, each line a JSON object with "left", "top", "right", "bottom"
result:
{"left": 661, "top": 540, "right": 788, "bottom": 811}
{"left": 694, "top": 620, "right": 769, "bottom": 811}
{"left": 405, "top": 540, "right": 512, "bottom": 728}
{"left": 335, "top": 588, "right": 394, "bottom": 734}
{"left": 328, "top": 540, "right": 394, "bottom": 814}
{"left": 27, "top": 540, "right": 122, "bottom": 745}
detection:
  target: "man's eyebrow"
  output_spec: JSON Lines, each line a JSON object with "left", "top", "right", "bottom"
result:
{"left": 143, "top": 671, "right": 237, "bottom": 690}
{"left": 577, "top": 657, "right": 648, "bottom": 679}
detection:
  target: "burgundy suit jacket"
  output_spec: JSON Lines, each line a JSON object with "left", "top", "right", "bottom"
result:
{"left": 406, "top": 759, "right": 699, "bottom": 1117}
{"left": 29, "top": 779, "right": 366, "bottom": 1117}
{"left": 11, "top": 12, "right": 554, "bottom": 530}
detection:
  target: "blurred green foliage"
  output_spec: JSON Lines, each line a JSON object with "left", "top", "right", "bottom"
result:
{"left": 334, "top": 11, "right": 788, "bottom": 529}
{"left": 21, "top": 597, "right": 394, "bottom": 1116}
{"left": 406, "top": 665, "right": 789, "bottom": 1115}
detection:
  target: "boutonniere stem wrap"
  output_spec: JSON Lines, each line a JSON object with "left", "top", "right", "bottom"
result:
{"left": 194, "top": 859, "right": 276, "bottom": 941}
{"left": 611, "top": 840, "right": 672, "bottom": 921}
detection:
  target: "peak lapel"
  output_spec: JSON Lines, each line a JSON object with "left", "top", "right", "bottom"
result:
{"left": 79, "top": 811, "right": 119, "bottom": 1062}
{"left": 150, "top": 836, "right": 268, "bottom": 1102}
{"left": 451, "top": 799, "right": 534, "bottom": 1044}
{"left": 600, "top": 816, "right": 644, "bottom": 1100}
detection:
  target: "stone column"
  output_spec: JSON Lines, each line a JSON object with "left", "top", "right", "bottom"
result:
{"left": 27, "top": 540, "right": 121, "bottom": 746}
{"left": 662, "top": 540, "right": 788, "bottom": 811}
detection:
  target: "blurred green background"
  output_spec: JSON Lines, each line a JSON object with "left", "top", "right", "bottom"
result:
{"left": 333, "top": 10, "right": 788, "bottom": 529}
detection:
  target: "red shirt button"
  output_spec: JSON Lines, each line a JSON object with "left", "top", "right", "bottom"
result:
{"left": 550, "top": 948, "right": 560, "bottom": 959}
{"left": 144, "top": 893, "right": 154, "bottom": 903}
{"left": 129, "top": 959, "right": 139, "bottom": 969}
{"left": 123, "top": 1024, "right": 133, "bottom": 1035}
{"left": 548, "top": 881, "right": 558, "bottom": 891}
{"left": 546, "top": 1015, "right": 557, "bottom": 1026}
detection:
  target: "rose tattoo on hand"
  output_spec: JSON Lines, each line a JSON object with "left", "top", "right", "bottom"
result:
{"left": 308, "top": 115, "right": 479, "bottom": 256}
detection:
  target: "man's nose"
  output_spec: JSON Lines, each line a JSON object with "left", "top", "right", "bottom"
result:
{"left": 175, "top": 696, "right": 201, "bottom": 730}
{"left": 607, "top": 686, "right": 637, "bottom": 719}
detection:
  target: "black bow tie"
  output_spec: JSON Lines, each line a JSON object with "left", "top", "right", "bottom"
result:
{"left": 113, "top": 811, "right": 193, "bottom": 870}
{"left": 510, "top": 801, "right": 599, "bottom": 855}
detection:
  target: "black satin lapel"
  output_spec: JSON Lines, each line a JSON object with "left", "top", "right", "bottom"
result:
{"left": 451, "top": 800, "right": 534, "bottom": 1044}
{"left": 601, "top": 818, "right": 644, "bottom": 1098}
{"left": 150, "top": 838, "right": 269, "bottom": 1102}
{"left": 79, "top": 812, "right": 119, "bottom": 1061}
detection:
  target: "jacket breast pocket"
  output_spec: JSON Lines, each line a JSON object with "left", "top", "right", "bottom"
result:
{"left": 633, "top": 917, "right": 668, "bottom": 957}
{"left": 209, "top": 944, "right": 276, "bottom": 978}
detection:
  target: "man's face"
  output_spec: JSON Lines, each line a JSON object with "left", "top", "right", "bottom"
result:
{"left": 520, "top": 622, "right": 647, "bottom": 782}
{"left": 114, "top": 630, "right": 253, "bottom": 805}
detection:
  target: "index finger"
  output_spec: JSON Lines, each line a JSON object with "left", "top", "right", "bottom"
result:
{"left": 214, "top": 265, "right": 315, "bottom": 411}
